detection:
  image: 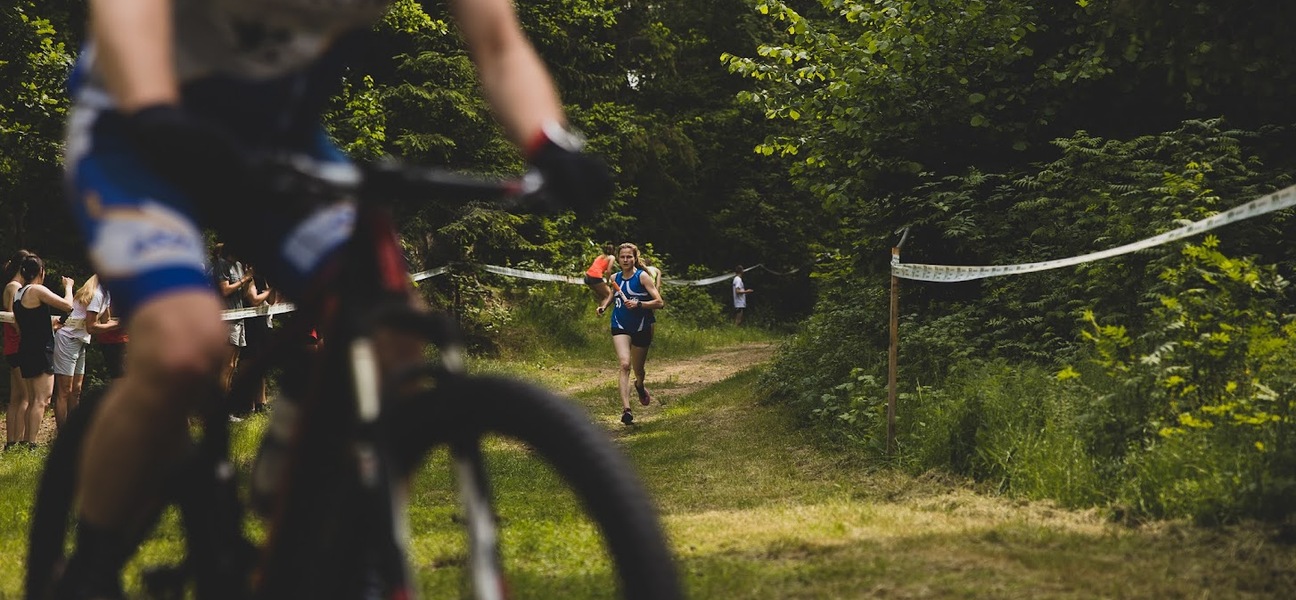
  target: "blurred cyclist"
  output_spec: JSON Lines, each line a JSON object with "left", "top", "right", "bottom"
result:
{"left": 57, "top": 1, "right": 610, "bottom": 597}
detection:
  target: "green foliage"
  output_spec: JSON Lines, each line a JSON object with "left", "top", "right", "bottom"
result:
{"left": 759, "top": 282, "right": 888, "bottom": 438}
{"left": 728, "top": 0, "right": 1296, "bottom": 210}
{"left": 660, "top": 265, "right": 726, "bottom": 328}
{"left": 849, "top": 119, "right": 1287, "bottom": 367}
{"left": 763, "top": 115, "right": 1296, "bottom": 521}
{"left": 0, "top": 1, "right": 76, "bottom": 250}
{"left": 507, "top": 280, "right": 594, "bottom": 351}
{"left": 1075, "top": 239, "right": 1296, "bottom": 521}
{"left": 312, "top": 0, "right": 822, "bottom": 326}
{"left": 899, "top": 362, "right": 1105, "bottom": 507}
{"left": 324, "top": 74, "right": 388, "bottom": 161}
{"left": 809, "top": 367, "right": 886, "bottom": 452}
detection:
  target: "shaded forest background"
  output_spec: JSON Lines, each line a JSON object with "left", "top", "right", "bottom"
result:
{"left": 3, "top": 0, "right": 1295, "bottom": 522}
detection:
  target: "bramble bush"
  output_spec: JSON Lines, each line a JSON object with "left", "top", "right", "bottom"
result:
{"left": 1075, "top": 238, "right": 1296, "bottom": 521}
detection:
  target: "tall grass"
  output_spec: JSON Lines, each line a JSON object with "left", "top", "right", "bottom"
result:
{"left": 899, "top": 362, "right": 1105, "bottom": 508}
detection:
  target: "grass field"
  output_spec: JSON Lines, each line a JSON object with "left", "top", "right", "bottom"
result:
{"left": 3, "top": 336, "right": 1295, "bottom": 598}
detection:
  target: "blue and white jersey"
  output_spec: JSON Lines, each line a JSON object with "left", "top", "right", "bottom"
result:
{"left": 610, "top": 269, "right": 656, "bottom": 332}
{"left": 70, "top": 0, "right": 390, "bottom": 142}
{"left": 62, "top": 0, "right": 392, "bottom": 317}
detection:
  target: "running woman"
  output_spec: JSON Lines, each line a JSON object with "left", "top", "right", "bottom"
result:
{"left": 597, "top": 242, "right": 665, "bottom": 425}
{"left": 583, "top": 243, "right": 616, "bottom": 304}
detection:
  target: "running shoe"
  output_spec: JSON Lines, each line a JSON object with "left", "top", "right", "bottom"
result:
{"left": 621, "top": 408, "right": 634, "bottom": 425}
{"left": 634, "top": 380, "right": 652, "bottom": 406}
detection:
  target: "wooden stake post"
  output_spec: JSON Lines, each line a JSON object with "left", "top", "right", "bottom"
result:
{"left": 887, "top": 229, "right": 907, "bottom": 456}
{"left": 887, "top": 248, "right": 899, "bottom": 455}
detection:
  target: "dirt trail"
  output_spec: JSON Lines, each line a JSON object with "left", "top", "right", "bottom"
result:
{"left": 560, "top": 341, "right": 778, "bottom": 401}
{"left": 0, "top": 395, "right": 60, "bottom": 446}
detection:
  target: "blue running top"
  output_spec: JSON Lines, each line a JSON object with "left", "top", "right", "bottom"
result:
{"left": 610, "top": 269, "right": 656, "bottom": 332}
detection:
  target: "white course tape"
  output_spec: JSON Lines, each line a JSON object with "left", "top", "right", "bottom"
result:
{"left": 220, "top": 302, "right": 299, "bottom": 321}
{"left": 0, "top": 260, "right": 789, "bottom": 325}
{"left": 892, "top": 184, "right": 1296, "bottom": 282}
{"left": 481, "top": 264, "right": 587, "bottom": 285}
{"left": 755, "top": 265, "right": 800, "bottom": 276}
{"left": 662, "top": 264, "right": 763, "bottom": 287}
{"left": 411, "top": 266, "right": 450, "bottom": 282}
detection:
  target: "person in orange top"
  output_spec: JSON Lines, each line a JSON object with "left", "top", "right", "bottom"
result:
{"left": 584, "top": 243, "right": 617, "bottom": 304}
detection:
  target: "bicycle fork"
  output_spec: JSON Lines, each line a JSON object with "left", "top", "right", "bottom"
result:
{"left": 349, "top": 337, "right": 418, "bottom": 600}
{"left": 433, "top": 325, "right": 509, "bottom": 600}
{"left": 349, "top": 295, "right": 509, "bottom": 600}
{"left": 451, "top": 439, "right": 509, "bottom": 600}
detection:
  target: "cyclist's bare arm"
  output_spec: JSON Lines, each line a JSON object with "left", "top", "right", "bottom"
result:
{"left": 88, "top": 0, "right": 178, "bottom": 111}
{"left": 449, "top": 0, "right": 567, "bottom": 146}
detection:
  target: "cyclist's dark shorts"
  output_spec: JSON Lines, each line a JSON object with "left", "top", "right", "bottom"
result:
{"left": 611, "top": 327, "right": 653, "bottom": 348}
{"left": 583, "top": 275, "right": 604, "bottom": 286}
{"left": 65, "top": 108, "right": 354, "bottom": 319}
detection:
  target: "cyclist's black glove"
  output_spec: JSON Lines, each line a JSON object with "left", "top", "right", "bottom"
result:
{"left": 124, "top": 104, "right": 251, "bottom": 204}
{"left": 525, "top": 121, "right": 613, "bottom": 217}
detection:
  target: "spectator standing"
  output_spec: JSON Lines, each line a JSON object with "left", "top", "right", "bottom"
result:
{"left": 211, "top": 243, "right": 252, "bottom": 404}
{"left": 90, "top": 290, "right": 128, "bottom": 380}
{"left": 12, "top": 255, "right": 74, "bottom": 447}
{"left": 52, "top": 275, "right": 103, "bottom": 429}
{"left": 3, "top": 250, "right": 34, "bottom": 450}
{"left": 240, "top": 265, "right": 273, "bottom": 414}
{"left": 732, "top": 265, "right": 754, "bottom": 326}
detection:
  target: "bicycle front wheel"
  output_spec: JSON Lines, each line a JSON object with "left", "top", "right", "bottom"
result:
{"left": 24, "top": 389, "right": 103, "bottom": 600}
{"left": 385, "top": 375, "right": 683, "bottom": 600}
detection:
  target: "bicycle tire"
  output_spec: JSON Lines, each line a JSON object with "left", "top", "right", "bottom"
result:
{"left": 385, "top": 374, "right": 684, "bottom": 600}
{"left": 25, "top": 389, "right": 103, "bottom": 600}
{"left": 25, "top": 390, "right": 252, "bottom": 600}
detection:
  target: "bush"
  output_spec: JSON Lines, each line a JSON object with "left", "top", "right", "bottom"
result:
{"left": 510, "top": 280, "right": 595, "bottom": 351}
{"left": 759, "top": 285, "right": 889, "bottom": 434}
{"left": 1074, "top": 239, "right": 1296, "bottom": 520}
{"left": 661, "top": 266, "right": 726, "bottom": 328}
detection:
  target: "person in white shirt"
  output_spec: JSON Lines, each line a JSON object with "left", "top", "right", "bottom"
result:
{"left": 53, "top": 275, "right": 105, "bottom": 429}
{"left": 732, "top": 265, "right": 753, "bottom": 326}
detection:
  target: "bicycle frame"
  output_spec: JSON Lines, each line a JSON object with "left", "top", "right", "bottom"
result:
{"left": 185, "top": 164, "right": 529, "bottom": 600}
{"left": 27, "top": 160, "right": 683, "bottom": 600}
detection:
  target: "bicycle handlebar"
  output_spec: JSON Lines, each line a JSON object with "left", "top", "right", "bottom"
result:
{"left": 359, "top": 160, "right": 544, "bottom": 204}
{"left": 252, "top": 154, "right": 548, "bottom": 210}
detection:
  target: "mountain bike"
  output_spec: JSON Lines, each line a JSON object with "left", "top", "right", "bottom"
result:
{"left": 24, "top": 159, "right": 683, "bottom": 600}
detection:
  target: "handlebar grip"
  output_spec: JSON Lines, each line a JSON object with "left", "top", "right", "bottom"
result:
{"left": 359, "top": 162, "right": 541, "bottom": 205}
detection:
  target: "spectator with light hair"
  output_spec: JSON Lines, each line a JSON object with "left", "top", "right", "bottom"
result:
{"left": 53, "top": 275, "right": 105, "bottom": 429}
